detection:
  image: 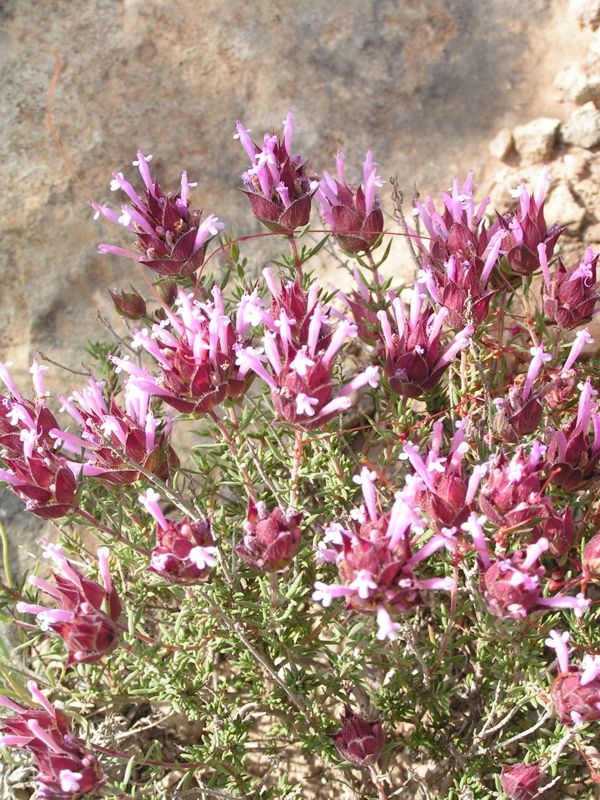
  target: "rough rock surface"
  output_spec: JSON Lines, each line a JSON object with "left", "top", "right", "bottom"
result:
{"left": 0, "top": 0, "right": 593, "bottom": 576}
{"left": 560, "top": 101, "right": 600, "bottom": 148}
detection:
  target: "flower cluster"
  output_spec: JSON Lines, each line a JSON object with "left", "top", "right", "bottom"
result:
{"left": 497, "top": 169, "right": 562, "bottom": 275}
{"left": 235, "top": 274, "right": 379, "bottom": 428}
{"left": 376, "top": 284, "right": 473, "bottom": 398}
{"left": 0, "top": 682, "right": 103, "bottom": 799}
{"left": 53, "top": 377, "right": 178, "bottom": 484}
{"left": 94, "top": 151, "right": 223, "bottom": 277}
{"left": 139, "top": 488, "right": 216, "bottom": 584}
{"left": 540, "top": 243, "right": 600, "bottom": 329}
{"left": 235, "top": 112, "right": 316, "bottom": 233}
{"left": 546, "top": 630, "right": 600, "bottom": 725}
{"left": 0, "top": 361, "right": 77, "bottom": 519}
{"left": 410, "top": 173, "right": 504, "bottom": 327}
{"left": 313, "top": 467, "right": 454, "bottom": 640}
{"left": 236, "top": 498, "right": 303, "bottom": 573}
{"left": 113, "top": 286, "right": 253, "bottom": 414}
{"left": 464, "top": 514, "right": 589, "bottom": 619}
{"left": 17, "top": 543, "right": 122, "bottom": 665}
{"left": 316, "top": 150, "right": 384, "bottom": 255}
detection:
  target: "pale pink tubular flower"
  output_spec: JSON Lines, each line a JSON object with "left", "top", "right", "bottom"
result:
{"left": 93, "top": 150, "right": 223, "bottom": 277}
{"left": 463, "top": 512, "right": 589, "bottom": 620}
{"left": 546, "top": 630, "right": 600, "bottom": 724}
{"left": 113, "top": 286, "right": 254, "bottom": 415}
{"left": 139, "top": 489, "right": 216, "bottom": 584}
{"left": 235, "top": 276, "right": 379, "bottom": 428}
{"left": 313, "top": 469, "right": 455, "bottom": 640}
{"left": 0, "top": 362, "right": 78, "bottom": 519}
{"left": 0, "top": 681, "right": 103, "bottom": 798}
{"left": 16, "top": 542, "right": 122, "bottom": 665}
{"left": 52, "top": 378, "right": 178, "bottom": 485}
{"left": 316, "top": 148, "right": 385, "bottom": 254}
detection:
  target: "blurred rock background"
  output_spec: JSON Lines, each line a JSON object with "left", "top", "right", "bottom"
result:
{"left": 1, "top": 0, "right": 599, "bottom": 570}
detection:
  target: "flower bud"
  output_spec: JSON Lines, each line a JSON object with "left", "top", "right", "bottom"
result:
{"left": 236, "top": 499, "right": 302, "bottom": 573}
{"left": 500, "top": 762, "right": 542, "bottom": 800}
{"left": 583, "top": 533, "right": 600, "bottom": 579}
{"left": 109, "top": 287, "right": 147, "bottom": 320}
{"left": 150, "top": 518, "right": 215, "bottom": 584}
{"left": 330, "top": 705, "right": 384, "bottom": 765}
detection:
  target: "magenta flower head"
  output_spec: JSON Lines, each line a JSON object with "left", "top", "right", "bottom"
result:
{"left": 236, "top": 498, "right": 303, "bottom": 573}
{"left": 53, "top": 378, "right": 178, "bottom": 485}
{"left": 478, "top": 443, "right": 547, "bottom": 530}
{"left": 0, "top": 682, "right": 103, "bottom": 799}
{"left": 316, "top": 149, "right": 384, "bottom": 255}
{"left": 546, "top": 629, "right": 600, "bottom": 725}
{"left": 500, "top": 762, "right": 543, "bottom": 800}
{"left": 540, "top": 244, "right": 599, "bottom": 330}
{"left": 17, "top": 543, "right": 122, "bottom": 665}
{"left": 314, "top": 468, "right": 455, "bottom": 640}
{"left": 535, "top": 504, "right": 574, "bottom": 558}
{"left": 497, "top": 168, "right": 562, "bottom": 275}
{"left": 401, "top": 421, "right": 483, "bottom": 531}
{"left": 93, "top": 151, "right": 223, "bottom": 277}
{"left": 0, "top": 361, "right": 78, "bottom": 519}
{"left": 235, "top": 277, "right": 380, "bottom": 428}
{"left": 376, "top": 284, "right": 473, "bottom": 398}
{"left": 139, "top": 488, "right": 216, "bottom": 584}
{"left": 112, "top": 286, "right": 253, "bottom": 415}
{"left": 464, "top": 515, "right": 589, "bottom": 620}
{"left": 330, "top": 705, "right": 384, "bottom": 765}
{"left": 546, "top": 379, "right": 600, "bottom": 489}
{"left": 583, "top": 533, "right": 600, "bottom": 579}
{"left": 235, "top": 112, "right": 316, "bottom": 234}
{"left": 493, "top": 345, "right": 551, "bottom": 440}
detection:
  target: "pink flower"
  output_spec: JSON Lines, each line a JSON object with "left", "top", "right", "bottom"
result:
{"left": 546, "top": 379, "right": 600, "bottom": 489}
{"left": 316, "top": 149, "right": 384, "bottom": 254}
{"left": 497, "top": 169, "right": 562, "bottom": 275}
{"left": 313, "top": 468, "right": 455, "bottom": 639}
{"left": 17, "top": 543, "right": 122, "bottom": 665}
{"left": 0, "top": 682, "right": 103, "bottom": 799}
{"left": 377, "top": 285, "right": 473, "bottom": 398}
{"left": 235, "top": 112, "right": 316, "bottom": 234}
{"left": 54, "top": 378, "right": 178, "bottom": 485}
{"left": 113, "top": 286, "right": 253, "bottom": 415}
{"left": 583, "top": 533, "right": 600, "bottom": 579}
{"left": 139, "top": 488, "right": 216, "bottom": 584}
{"left": 236, "top": 498, "right": 303, "bottom": 573}
{"left": 93, "top": 151, "right": 223, "bottom": 277}
{"left": 330, "top": 706, "right": 384, "bottom": 765}
{"left": 493, "top": 345, "right": 551, "bottom": 440}
{"left": 463, "top": 516, "right": 589, "bottom": 620}
{"left": 477, "top": 444, "right": 547, "bottom": 529}
{"left": 500, "top": 762, "right": 543, "bottom": 800}
{"left": 0, "top": 362, "right": 77, "bottom": 519}
{"left": 540, "top": 244, "right": 599, "bottom": 330}
{"left": 236, "top": 276, "right": 379, "bottom": 428}
{"left": 546, "top": 630, "right": 600, "bottom": 725}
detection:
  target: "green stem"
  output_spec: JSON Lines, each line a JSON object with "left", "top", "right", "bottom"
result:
{"left": 0, "top": 520, "right": 14, "bottom": 589}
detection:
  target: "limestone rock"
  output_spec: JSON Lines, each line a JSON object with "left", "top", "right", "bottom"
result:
{"left": 560, "top": 102, "right": 600, "bottom": 148}
{"left": 544, "top": 183, "right": 586, "bottom": 232}
{"left": 489, "top": 128, "right": 514, "bottom": 161}
{"left": 571, "top": 0, "right": 600, "bottom": 29}
{"left": 555, "top": 62, "right": 600, "bottom": 105}
{"left": 513, "top": 117, "right": 560, "bottom": 162}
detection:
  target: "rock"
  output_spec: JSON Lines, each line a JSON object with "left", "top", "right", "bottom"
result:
{"left": 560, "top": 102, "right": 600, "bottom": 148}
{"left": 513, "top": 117, "right": 560, "bottom": 163}
{"left": 489, "top": 128, "right": 514, "bottom": 161}
{"left": 571, "top": 0, "right": 600, "bottom": 29}
{"left": 555, "top": 62, "right": 600, "bottom": 105}
{"left": 584, "top": 221, "right": 600, "bottom": 243}
{"left": 544, "top": 182, "right": 586, "bottom": 231}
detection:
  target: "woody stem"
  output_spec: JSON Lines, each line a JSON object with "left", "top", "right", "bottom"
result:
{"left": 290, "top": 429, "right": 304, "bottom": 508}
{"left": 209, "top": 411, "right": 257, "bottom": 503}
{"left": 368, "top": 764, "right": 389, "bottom": 800}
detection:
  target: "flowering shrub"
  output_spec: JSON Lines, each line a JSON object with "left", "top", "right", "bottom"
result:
{"left": 1, "top": 112, "right": 600, "bottom": 799}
